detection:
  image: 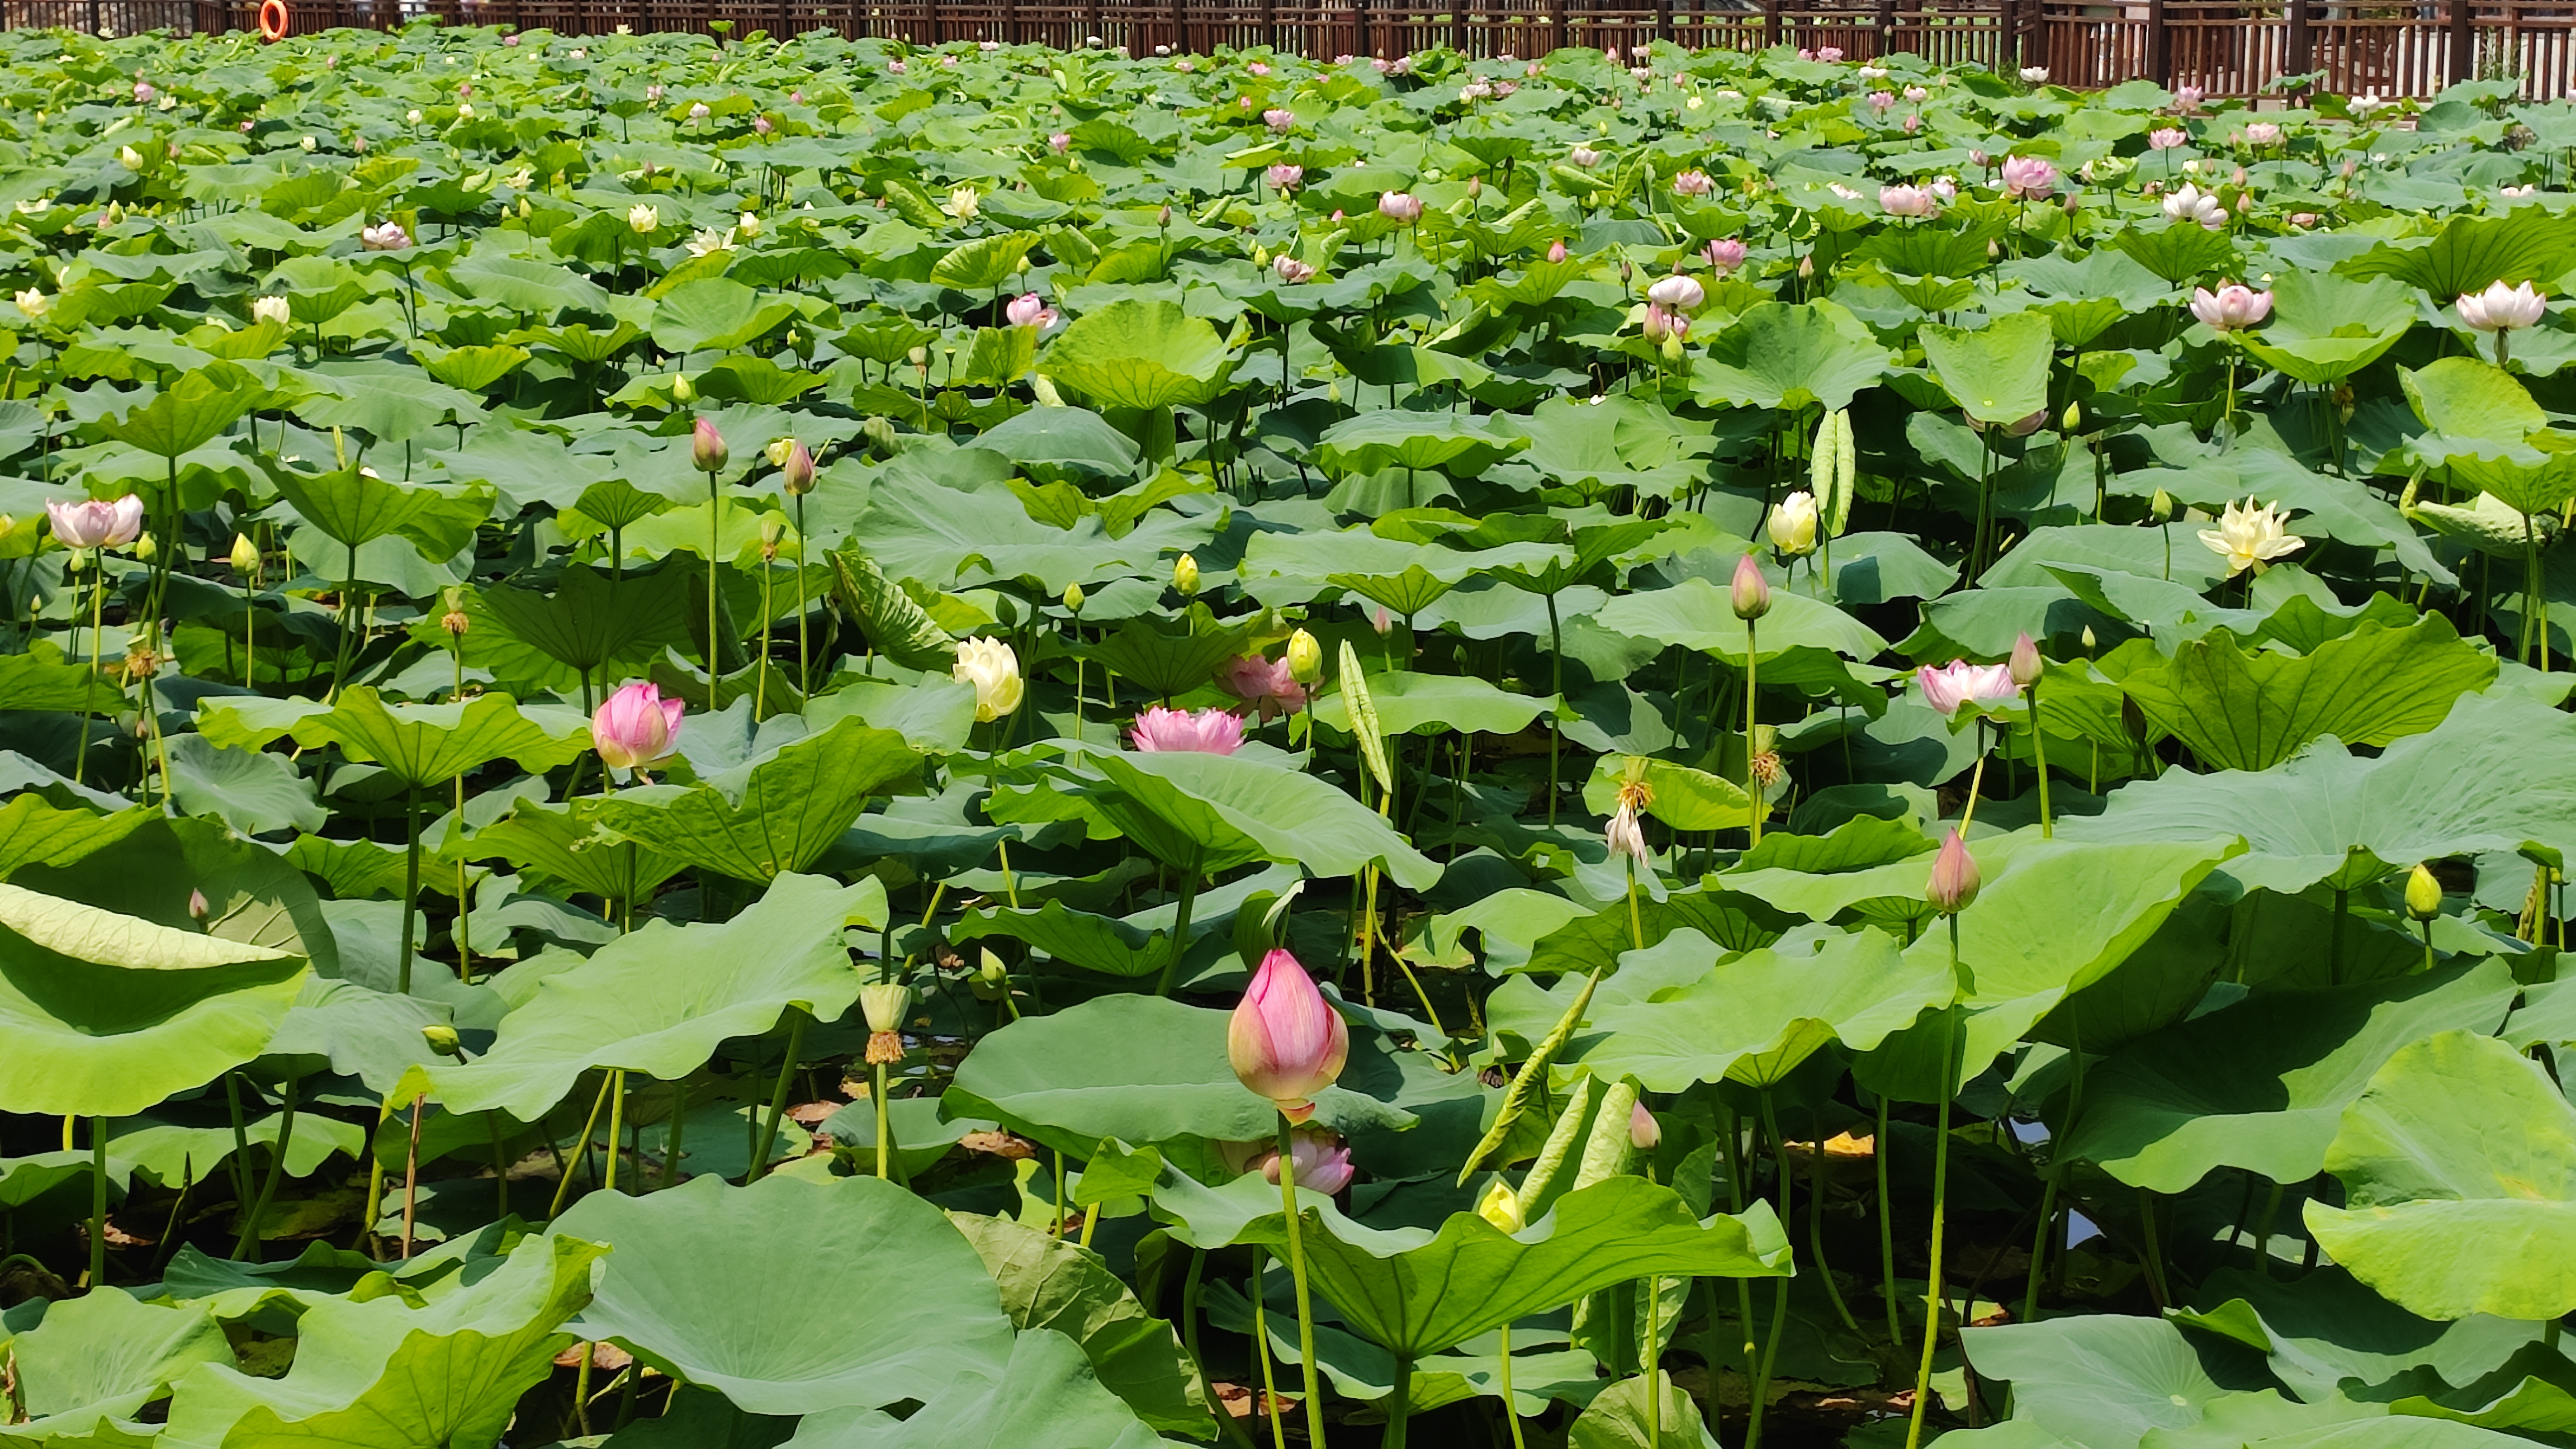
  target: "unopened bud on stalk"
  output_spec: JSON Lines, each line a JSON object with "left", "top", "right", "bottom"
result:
{"left": 1476, "top": 1179, "right": 1524, "bottom": 1232}
{"left": 1286, "top": 627, "right": 1323, "bottom": 685}
{"left": 228, "top": 533, "right": 258, "bottom": 576}
{"left": 1927, "top": 828, "right": 1980, "bottom": 915}
{"left": 2405, "top": 863, "right": 2444, "bottom": 922}
{"left": 1629, "top": 1100, "right": 1660, "bottom": 1150}
{"left": 422, "top": 1024, "right": 465, "bottom": 1057}
{"left": 1062, "top": 580, "right": 1086, "bottom": 612}
{"left": 188, "top": 888, "right": 210, "bottom": 921}
{"left": 692, "top": 415, "right": 728, "bottom": 473}
{"left": 1172, "top": 552, "right": 1200, "bottom": 595}
{"left": 2009, "top": 631, "right": 2044, "bottom": 688}
{"left": 1730, "top": 553, "right": 1771, "bottom": 621}
{"left": 781, "top": 441, "right": 816, "bottom": 495}
{"left": 2151, "top": 489, "right": 2177, "bottom": 523}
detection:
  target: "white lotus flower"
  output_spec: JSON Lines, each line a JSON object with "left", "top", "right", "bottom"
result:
{"left": 2198, "top": 497, "right": 2305, "bottom": 577}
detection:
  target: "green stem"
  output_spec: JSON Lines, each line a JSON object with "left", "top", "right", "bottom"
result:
{"left": 73, "top": 566, "right": 100, "bottom": 785}
{"left": 1153, "top": 854, "right": 1204, "bottom": 998}
{"left": 1905, "top": 946, "right": 1961, "bottom": 1449}
{"left": 1384, "top": 1355, "right": 1413, "bottom": 1448}
{"left": 550, "top": 1073, "right": 614, "bottom": 1219}
{"left": 224, "top": 1071, "right": 254, "bottom": 1213}
{"left": 2029, "top": 684, "right": 2054, "bottom": 839}
{"left": 1878, "top": 1095, "right": 1903, "bottom": 1344}
{"left": 1749, "top": 1092, "right": 1795, "bottom": 1449}
{"left": 87, "top": 1117, "right": 107, "bottom": 1291}
{"left": 1545, "top": 592, "right": 1564, "bottom": 827}
{"left": 1745, "top": 617, "right": 1762, "bottom": 846}
{"left": 232, "top": 1077, "right": 298, "bottom": 1261}
{"left": 873, "top": 1059, "right": 893, "bottom": 1180}
{"left": 1497, "top": 1321, "right": 1527, "bottom": 1449}
{"left": 1277, "top": 1114, "right": 1329, "bottom": 1449}
{"left": 793, "top": 495, "right": 810, "bottom": 688}
{"left": 2251, "top": 1179, "right": 2286, "bottom": 1277}
{"left": 1253, "top": 1248, "right": 1287, "bottom": 1449}
{"left": 751, "top": 1010, "right": 808, "bottom": 1181}
{"left": 1810, "top": 1111, "right": 1865, "bottom": 1341}
{"left": 1185, "top": 1250, "right": 1258, "bottom": 1449}
{"left": 603, "top": 1071, "right": 626, "bottom": 1194}
{"left": 399, "top": 783, "right": 423, "bottom": 995}
{"left": 704, "top": 468, "right": 722, "bottom": 674}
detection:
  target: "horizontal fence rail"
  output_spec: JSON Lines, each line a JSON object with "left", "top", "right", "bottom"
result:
{"left": 6, "top": 0, "right": 2573, "bottom": 97}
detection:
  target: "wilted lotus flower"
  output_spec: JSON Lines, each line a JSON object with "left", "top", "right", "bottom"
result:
{"left": 1999, "top": 155, "right": 2057, "bottom": 200}
{"left": 1704, "top": 236, "right": 1748, "bottom": 272}
{"left": 1130, "top": 705, "right": 1247, "bottom": 755}
{"left": 2149, "top": 126, "right": 2189, "bottom": 150}
{"left": 1222, "top": 653, "right": 1308, "bottom": 721}
{"left": 1271, "top": 255, "right": 1315, "bottom": 284}
{"left": 2198, "top": 497, "right": 2304, "bottom": 577}
{"left": 859, "top": 981, "right": 915, "bottom": 1064}
{"left": 1640, "top": 302, "right": 1689, "bottom": 343}
{"left": 1263, "top": 107, "right": 1295, "bottom": 131}
{"left": 1547, "top": 238, "right": 1568, "bottom": 264}
{"left": 1223, "top": 1128, "right": 1355, "bottom": 1193}
{"left": 2190, "top": 282, "right": 2272, "bottom": 332}
{"left": 953, "top": 637, "right": 1024, "bottom": 721}
{"left": 1881, "top": 183, "right": 1938, "bottom": 219}
{"left": 1769, "top": 490, "right": 1819, "bottom": 557}
{"left": 1049, "top": 131, "right": 1071, "bottom": 153}
{"left": 1004, "top": 292, "right": 1059, "bottom": 330}
{"left": 2162, "top": 182, "right": 2225, "bottom": 230}
{"left": 1228, "top": 948, "right": 1348, "bottom": 1122}
{"left": 1645, "top": 274, "right": 1704, "bottom": 310}
{"left": 1671, "top": 169, "right": 1715, "bottom": 196}
{"left": 2457, "top": 280, "right": 2546, "bottom": 333}
{"left": 46, "top": 495, "right": 144, "bottom": 550}
{"left": 359, "top": 220, "right": 411, "bottom": 251}
{"left": 1926, "top": 828, "right": 1980, "bottom": 914}
{"left": 1604, "top": 796, "right": 1650, "bottom": 869}
{"left": 252, "top": 295, "right": 291, "bottom": 326}
{"left": 1379, "top": 190, "right": 1423, "bottom": 224}
{"left": 1731, "top": 553, "right": 1771, "bottom": 621}
{"left": 1266, "top": 163, "right": 1304, "bottom": 190}
{"left": 1570, "top": 144, "right": 1603, "bottom": 168}
{"left": 1917, "top": 659, "right": 2018, "bottom": 716}
{"left": 592, "top": 681, "right": 684, "bottom": 770}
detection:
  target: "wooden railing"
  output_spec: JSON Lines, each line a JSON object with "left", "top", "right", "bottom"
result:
{"left": 10, "top": 0, "right": 2573, "bottom": 99}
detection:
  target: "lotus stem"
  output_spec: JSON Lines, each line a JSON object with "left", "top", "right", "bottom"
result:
{"left": 401, "top": 1094, "right": 426, "bottom": 1257}
{"left": 552, "top": 1072, "right": 615, "bottom": 1218}
{"left": 232, "top": 1077, "right": 298, "bottom": 1262}
{"left": 1745, "top": 617, "right": 1762, "bottom": 847}
{"left": 1384, "top": 1353, "right": 1413, "bottom": 1447}
{"left": 603, "top": 1071, "right": 626, "bottom": 1194}
{"left": 1879, "top": 1095, "right": 1904, "bottom": 1344}
{"left": 73, "top": 565, "right": 100, "bottom": 786}
{"left": 704, "top": 468, "right": 723, "bottom": 674}
{"left": 874, "top": 1059, "right": 893, "bottom": 1180}
{"left": 87, "top": 1119, "right": 106, "bottom": 1292}
{"left": 1277, "top": 1113, "right": 1328, "bottom": 1449}
{"left": 1545, "top": 591, "right": 1564, "bottom": 826}
{"left": 399, "top": 783, "right": 423, "bottom": 995}
{"left": 1905, "top": 926, "right": 1962, "bottom": 1449}
{"left": 1153, "top": 854, "right": 1203, "bottom": 998}
{"left": 751, "top": 1010, "right": 807, "bottom": 1182}
{"left": 1749, "top": 1091, "right": 1795, "bottom": 1449}
{"left": 1252, "top": 1247, "right": 1287, "bottom": 1449}
{"left": 1497, "top": 1320, "right": 1527, "bottom": 1449}
{"left": 2029, "top": 684, "right": 2054, "bottom": 838}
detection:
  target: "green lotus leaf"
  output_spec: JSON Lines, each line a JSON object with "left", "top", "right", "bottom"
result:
{"left": 945, "top": 1212, "right": 1209, "bottom": 1437}
{"left": 197, "top": 687, "right": 590, "bottom": 790}
{"left": 1039, "top": 299, "right": 1232, "bottom": 411}
{"left": 1689, "top": 301, "right": 1892, "bottom": 412}
{"left": 586, "top": 717, "right": 921, "bottom": 883}
{"left": 780, "top": 1329, "right": 1160, "bottom": 1449}
{"left": 7, "top": 1289, "right": 230, "bottom": 1432}
{"left": 1920, "top": 310, "right": 2054, "bottom": 427}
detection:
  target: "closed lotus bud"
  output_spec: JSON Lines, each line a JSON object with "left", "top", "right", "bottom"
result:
{"left": 2405, "top": 863, "right": 2444, "bottom": 922}
{"left": 1228, "top": 948, "right": 1348, "bottom": 1121}
{"left": 1173, "top": 552, "right": 1200, "bottom": 595}
{"left": 670, "top": 372, "right": 695, "bottom": 403}
{"left": 1926, "top": 828, "right": 1980, "bottom": 915}
{"left": 421, "top": 1024, "right": 465, "bottom": 1058}
{"left": 1476, "top": 1178, "right": 1524, "bottom": 1232}
{"left": 2082, "top": 626, "right": 2098, "bottom": 652}
{"left": 133, "top": 533, "right": 157, "bottom": 564}
{"left": 2009, "top": 632, "right": 2044, "bottom": 688}
{"left": 692, "top": 416, "right": 728, "bottom": 473}
{"left": 2151, "top": 489, "right": 2177, "bottom": 523}
{"left": 859, "top": 981, "right": 915, "bottom": 1064}
{"left": 781, "top": 441, "right": 816, "bottom": 495}
{"left": 228, "top": 533, "right": 258, "bottom": 576}
{"left": 1062, "top": 580, "right": 1086, "bottom": 612}
{"left": 188, "top": 888, "right": 210, "bottom": 921}
{"left": 968, "top": 949, "right": 1012, "bottom": 1001}
{"left": 1730, "top": 553, "right": 1772, "bottom": 621}
{"left": 1286, "top": 627, "right": 1323, "bottom": 685}
{"left": 1630, "top": 1100, "right": 1660, "bottom": 1150}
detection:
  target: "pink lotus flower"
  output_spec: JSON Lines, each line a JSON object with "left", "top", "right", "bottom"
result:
{"left": 2244, "top": 122, "right": 2283, "bottom": 146}
{"left": 1926, "top": 828, "right": 1980, "bottom": 913}
{"left": 359, "top": 220, "right": 410, "bottom": 251}
{"left": 1263, "top": 107, "right": 1295, "bottom": 131}
{"left": 1222, "top": 654, "right": 1308, "bottom": 721}
{"left": 1641, "top": 302, "right": 1690, "bottom": 343}
{"left": 2149, "top": 126, "right": 2188, "bottom": 150}
{"left": 1816, "top": 45, "right": 1844, "bottom": 60}
{"left": 1223, "top": 1128, "right": 1356, "bottom": 1193}
{"left": 45, "top": 495, "right": 144, "bottom": 550}
{"left": 1129, "top": 705, "right": 1246, "bottom": 754}
{"left": 1917, "top": 659, "right": 2018, "bottom": 716}
{"left": 1570, "top": 145, "right": 1603, "bottom": 168}
{"left": 1881, "top": 184, "right": 1938, "bottom": 219}
{"left": 1671, "top": 169, "right": 1715, "bottom": 197}
{"left": 1049, "top": 132, "right": 1071, "bottom": 153}
{"left": 2190, "top": 282, "right": 2273, "bottom": 332}
{"left": 1645, "top": 274, "right": 1704, "bottom": 309}
{"left": 1004, "top": 292, "right": 1059, "bottom": 330}
{"left": 1271, "top": 255, "right": 1315, "bottom": 284}
{"left": 1379, "top": 191, "right": 1423, "bottom": 224}
{"left": 1866, "top": 90, "right": 1895, "bottom": 114}
{"left": 1266, "top": 163, "right": 1304, "bottom": 190}
{"left": 2457, "top": 280, "right": 2546, "bottom": 332}
{"left": 1228, "top": 949, "right": 1348, "bottom": 1122}
{"left": 1999, "top": 155, "right": 2057, "bottom": 200}
{"left": 1704, "top": 237, "right": 1747, "bottom": 272}
{"left": 592, "top": 681, "right": 683, "bottom": 771}
{"left": 2174, "top": 83, "right": 2204, "bottom": 112}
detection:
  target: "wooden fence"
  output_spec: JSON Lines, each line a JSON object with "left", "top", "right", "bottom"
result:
{"left": 8, "top": 0, "right": 2573, "bottom": 98}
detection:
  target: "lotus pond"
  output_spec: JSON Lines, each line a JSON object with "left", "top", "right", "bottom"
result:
{"left": 8, "top": 20, "right": 2576, "bottom": 1449}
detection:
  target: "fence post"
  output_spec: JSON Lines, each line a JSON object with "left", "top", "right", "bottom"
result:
{"left": 2146, "top": 0, "right": 2170, "bottom": 84}
{"left": 2447, "top": 0, "right": 2473, "bottom": 82}
{"left": 2285, "top": 0, "right": 2310, "bottom": 79}
{"left": 1550, "top": 0, "right": 1565, "bottom": 55}
{"left": 1876, "top": 0, "right": 1895, "bottom": 57}
{"left": 1655, "top": 0, "right": 1669, "bottom": 44}
{"left": 1762, "top": 0, "right": 1779, "bottom": 48}
{"left": 1352, "top": 0, "right": 1366, "bottom": 56}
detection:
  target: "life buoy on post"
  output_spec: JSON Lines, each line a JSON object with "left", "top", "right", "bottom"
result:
{"left": 258, "top": 0, "right": 288, "bottom": 41}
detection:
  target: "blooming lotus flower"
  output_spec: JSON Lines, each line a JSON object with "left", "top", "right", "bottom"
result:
{"left": 1570, "top": 144, "right": 1603, "bottom": 168}
{"left": 2190, "top": 282, "right": 2272, "bottom": 332}
{"left": 1222, "top": 653, "right": 1307, "bottom": 721}
{"left": 14, "top": 289, "right": 46, "bottom": 319}
{"left": 1223, "top": 1127, "right": 1355, "bottom": 1193}
{"left": 1904, "top": 84, "right": 1930, "bottom": 102}
{"left": 1867, "top": 90, "right": 1895, "bottom": 114}
{"left": 2019, "top": 65, "right": 2049, "bottom": 83}
{"left": 686, "top": 101, "right": 711, "bottom": 121}
{"left": 2457, "top": 280, "right": 2546, "bottom": 332}
{"left": 752, "top": 116, "right": 773, "bottom": 135}
{"left": 251, "top": 295, "right": 291, "bottom": 326}
{"left": 1671, "top": 169, "right": 1715, "bottom": 196}
{"left": 2175, "top": 83, "right": 2205, "bottom": 111}
{"left": 1228, "top": 948, "right": 1348, "bottom": 1122}
{"left": 1999, "top": 155, "right": 2057, "bottom": 200}
{"left": 1378, "top": 191, "right": 1423, "bottom": 224}
{"left": 1704, "top": 237, "right": 1747, "bottom": 271}
{"left": 1881, "top": 183, "right": 1938, "bottom": 219}
{"left": 132, "top": 79, "right": 153, "bottom": 102}
{"left": 953, "top": 637, "right": 1024, "bottom": 721}
{"left": 1004, "top": 292, "right": 1059, "bottom": 330}
{"left": 46, "top": 495, "right": 144, "bottom": 550}
{"left": 1263, "top": 107, "right": 1295, "bottom": 131}
{"left": 2198, "top": 497, "right": 2304, "bottom": 577}
{"left": 2244, "top": 122, "right": 2283, "bottom": 146}
{"left": 1131, "top": 705, "right": 1246, "bottom": 755}
{"left": 1769, "top": 490, "right": 1819, "bottom": 557}
{"left": 1266, "top": 163, "right": 1304, "bottom": 190}
{"left": 592, "top": 681, "right": 683, "bottom": 771}
{"left": 1049, "top": 131, "right": 1071, "bottom": 153}
{"left": 627, "top": 203, "right": 659, "bottom": 234}
{"left": 359, "top": 220, "right": 411, "bottom": 251}
{"left": 1731, "top": 553, "right": 1771, "bottom": 621}
{"left": 2162, "top": 182, "right": 2225, "bottom": 230}
{"left": 1271, "top": 255, "right": 1315, "bottom": 284}
{"left": 943, "top": 187, "right": 979, "bottom": 220}
{"left": 1917, "top": 659, "right": 2018, "bottom": 716}
{"left": 1926, "top": 828, "right": 1980, "bottom": 914}
{"left": 1645, "top": 274, "right": 1704, "bottom": 310}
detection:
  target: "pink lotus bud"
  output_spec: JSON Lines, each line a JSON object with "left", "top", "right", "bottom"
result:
{"left": 591, "top": 681, "right": 684, "bottom": 771}
{"left": 1547, "top": 238, "right": 1568, "bottom": 264}
{"left": 1926, "top": 828, "right": 1980, "bottom": 914}
{"left": 1271, "top": 255, "right": 1315, "bottom": 284}
{"left": 188, "top": 888, "right": 210, "bottom": 921}
{"left": 1228, "top": 949, "right": 1348, "bottom": 1121}
{"left": 46, "top": 495, "right": 145, "bottom": 550}
{"left": 1129, "top": 705, "right": 1247, "bottom": 754}
{"left": 1378, "top": 190, "right": 1423, "bottom": 224}
{"left": 1630, "top": 1101, "right": 1660, "bottom": 1149}
{"left": 1158, "top": 203, "right": 1173, "bottom": 227}
{"left": 1903, "top": 114, "right": 1922, "bottom": 133}
{"left": 752, "top": 115, "right": 773, "bottom": 135}
{"left": 1704, "top": 237, "right": 1747, "bottom": 272}
{"left": 1005, "top": 292, "right": 1059, "bottom": 330}
{"left": 780, "top": 441, "right": 817, "bottom": 496}
{"left": 2009, "top": 632, "right": 2044, "bottom": 688}
{"left": 1049, "top": 131, "right": 1071, "bottom": 153}
{"left": 1730, "top": 553, "right": 1770, "bottom": 621}
{"left": 1225, "top": 1128, "right": 1355, "bottom": 1193}
{"left": 692, "top": 416, "right": 728, "bottom": 472}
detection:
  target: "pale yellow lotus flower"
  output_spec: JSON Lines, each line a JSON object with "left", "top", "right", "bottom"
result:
{"left": 2198, "top": 496, "right": 2305, "bottom": 578}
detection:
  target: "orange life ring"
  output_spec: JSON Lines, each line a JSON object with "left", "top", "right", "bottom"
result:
{"left": 257, "top": 0, "right": 288, "bottom": 41}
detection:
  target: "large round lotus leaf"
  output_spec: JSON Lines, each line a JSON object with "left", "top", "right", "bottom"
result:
{"left": 8, "top": 1289, "right": 230, "bottom": 1429}
{"left": 2308, "top": 1030, "right": 2576, "bottom": 1322}
{"left": 944, "top": 1212, "right": 1208, "bottom": 1437}
{"left": 552, "top": 1173, "right": 1013, "bottom": 1415}
{"left": 9, "top": 815, "right": 338, "bottom": 974}
{"left": 0, "top": 883, "right": 307, "bottom": 1118}
{"left": 783, "top": 1329, "right": 1163, "bottom": 1449}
